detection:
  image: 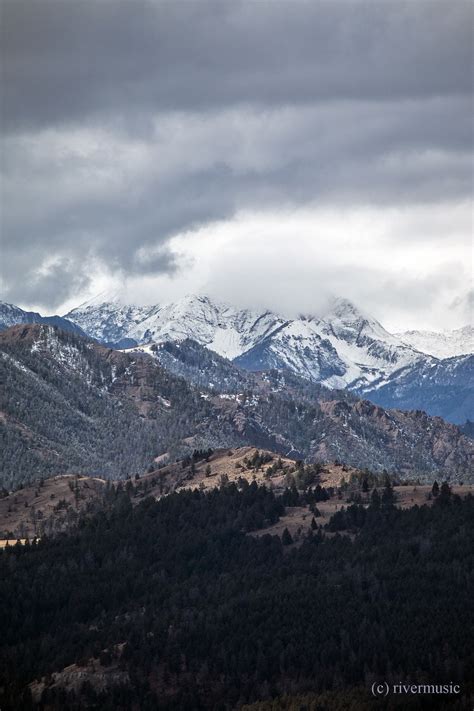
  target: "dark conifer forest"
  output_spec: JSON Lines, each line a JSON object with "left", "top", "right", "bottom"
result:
{"left": 1, "top": 483, "right": 473, "bottom": 709}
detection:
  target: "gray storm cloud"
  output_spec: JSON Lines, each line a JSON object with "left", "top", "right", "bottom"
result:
{"left": 0, "top": 0, "right": 472, "bottom": 311}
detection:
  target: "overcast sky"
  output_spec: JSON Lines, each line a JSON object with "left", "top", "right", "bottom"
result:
{"left": 1, "top": 0, "right": 472, "bottom": 331}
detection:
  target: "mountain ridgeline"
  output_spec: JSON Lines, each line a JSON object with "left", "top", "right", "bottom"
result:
{"left": 0, "top": 323, "right": 472, "bottom": 490}
{"left": 0, "top": 301, "right": 86, "bottom": 337}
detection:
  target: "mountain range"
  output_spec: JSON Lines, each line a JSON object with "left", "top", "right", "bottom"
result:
{"left": 66, "top": 294, "right": 427, "bottom": 387}
{"left": 66, "top": 293, "right": 473, "bottom": 423}
{"left": 1, "top": 295, "right": 472, "bottom": 425}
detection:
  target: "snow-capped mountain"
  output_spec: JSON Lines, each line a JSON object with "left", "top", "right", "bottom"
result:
{"left": 2, "top": 294, "right": 472, "bottom": 424}
{"left": 395, "top": 326, "right": 473, "bottom": 359}
{"left": 125, "top": 294, "right": 287, "bottom": 360}
{"left": 218, "top": 296, "right": 427, "bottom": 389}
{"left": 234, "top": 318, "right": 348, "bottom": 384}
{"left": 298, "top": 298, "right": 426, "bottom": 388}
{"left": 65, "top": 292, "right": 158, "bottom": 347}
{"left": 64, "top": 293, "right": 427, "bottom": 389}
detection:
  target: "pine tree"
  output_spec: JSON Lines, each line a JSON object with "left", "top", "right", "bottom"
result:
{"left": 437, "top": 481, "right": 452, "bottom": 505}
{"left": 382, "top": 480, "right": 395, "bottom": 507}
{"left": 282, "top": 527, "right": 293, "bottom": 545}
{"left": 371, "top": 488, "right": 381, "bottom": 509}
{"left": 431, "top": 481, "right": 439, "bottom": 497}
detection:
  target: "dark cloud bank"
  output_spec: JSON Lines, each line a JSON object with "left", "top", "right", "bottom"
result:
{"left": 0, "top": 0, "right": 472, "bottom": 310}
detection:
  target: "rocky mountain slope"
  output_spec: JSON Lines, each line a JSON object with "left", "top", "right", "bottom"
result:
{"left": 395, "top": 325, "right": 473, "bottom": 358}
{"left": 361, "top": 354, "right": 474, "bottom": 424}
{"left": 1, "top": 324, "right": 471, "bottom": 489}
{"left": 146, "top": 338, "right": 255, "bottom": 392}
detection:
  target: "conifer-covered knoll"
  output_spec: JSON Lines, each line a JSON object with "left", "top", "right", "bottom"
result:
{"left": 0, "top": 484, "right": 473, "bottom": 709}
{"left": 0, "top": 324, "right": 473, "bottom": 489}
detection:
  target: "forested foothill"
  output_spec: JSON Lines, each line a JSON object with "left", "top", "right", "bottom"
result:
{"left": 0, "top": 479, "right": 472, "bottom": 710}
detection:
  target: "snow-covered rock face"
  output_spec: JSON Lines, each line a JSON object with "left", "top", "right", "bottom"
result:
{"left": 0, "top": 302, "right": 32, "bottom": 329}
{"left": 236, "top": 296, "right": 426, "bottom": 389}
{"left": 304, "top": 297, "right": 428, "bottom": 388}
{"left": 65, "top": 295, "right": 157, "bottom": 346}
{"left": 63, "top": 293, "right": 441, "bottom": 390}
{"left": 362, "top": 353, "right": 474, "bottom": 424}
{"left": 126, "top": 295, "right": 286, "bottom": 360}
{"left": 234, "top": 319, "right": 347, "bottom": 383}
{"left": 395, "top": 326, "right": 474, "bottom": 359}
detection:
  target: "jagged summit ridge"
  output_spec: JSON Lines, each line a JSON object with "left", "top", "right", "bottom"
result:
{"left": 125, "top": 294, "right": 287, "bottom": 360}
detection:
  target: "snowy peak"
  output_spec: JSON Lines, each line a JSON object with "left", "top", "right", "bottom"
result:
{"left": 234, "top": 318, "right": 347, "bottom": 384}
{"left": 300, "top": 297, "right": 427, "bottom": 387}
{"left": 325, "top": 296, "right": 370, "bottom": 322}
{"left": 65, "top": 300, "right": 158, "bottom": 346}
{"left": 127, "top": 294, "right": 286, "bottom": 360}
{"left": 73, "top": 288, "right": 125, "bottom": 310}
{"left": 395, "top": 326, "right": 474, "bottom": 359}
{"left": 319, "top": 297, "right": 397, "bottom": 344}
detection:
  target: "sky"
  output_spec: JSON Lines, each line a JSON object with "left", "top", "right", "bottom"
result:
{"left": 1, "top": 0, "right": 472, "bottom": 332}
